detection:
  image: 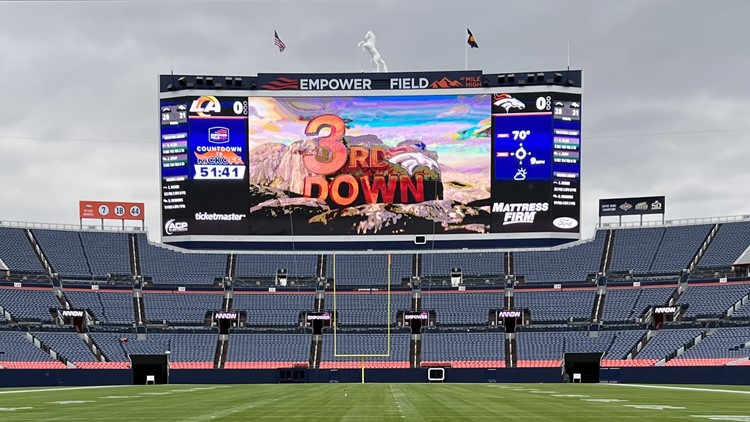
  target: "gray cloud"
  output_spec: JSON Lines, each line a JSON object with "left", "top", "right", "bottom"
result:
{"left": 0, "top": 0, "right": 748, "bottom": 241}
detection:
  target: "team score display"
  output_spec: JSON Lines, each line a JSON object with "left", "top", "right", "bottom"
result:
{"left": 194, "top": 165, "right": 246, "bottom": 180}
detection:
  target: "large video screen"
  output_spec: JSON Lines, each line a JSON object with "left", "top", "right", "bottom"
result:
{"left": 160, "top": 88, "right": 581, "bottom": 250}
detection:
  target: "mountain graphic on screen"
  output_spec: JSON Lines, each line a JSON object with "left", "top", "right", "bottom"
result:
{"left": 429, "top": 78, "right": 463, "bottom": 88}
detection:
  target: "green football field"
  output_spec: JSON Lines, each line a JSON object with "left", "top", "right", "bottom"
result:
{"left": 1, "top": 383, "right": 750, "bottom": 421}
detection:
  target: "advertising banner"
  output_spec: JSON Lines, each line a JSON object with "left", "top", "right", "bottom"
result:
{"left": 599, "top": 196, "right": 665, "bottom": 217}
{"left": 79, "top": 201, "right": 145, "bottom": 221}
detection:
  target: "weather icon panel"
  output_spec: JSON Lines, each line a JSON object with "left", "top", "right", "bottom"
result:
{"left": 493, "top": 113, "right": 553, "bottom": 181}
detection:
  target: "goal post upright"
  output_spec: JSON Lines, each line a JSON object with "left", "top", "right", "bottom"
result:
{"left": 332, "top": 253, "right": 393, "bottom": 362}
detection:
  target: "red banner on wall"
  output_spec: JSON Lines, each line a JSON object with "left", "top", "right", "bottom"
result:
{"left": 79, "top": 201, "right": 145, "bottom": 221}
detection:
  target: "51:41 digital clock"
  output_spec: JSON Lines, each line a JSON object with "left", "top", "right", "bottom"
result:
{"left": 194, "top": 165, "right": 246, "bottom": 180}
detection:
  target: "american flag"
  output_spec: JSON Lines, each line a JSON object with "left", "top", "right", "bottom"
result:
{"left": 274, "top": 30, "right": 286, "bottom": 52}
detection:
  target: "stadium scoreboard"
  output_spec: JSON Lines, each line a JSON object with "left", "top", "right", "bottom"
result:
{"left": 159, "top": 70, "right": 582, "bottom": 250}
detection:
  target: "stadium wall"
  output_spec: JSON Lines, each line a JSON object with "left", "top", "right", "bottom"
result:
{"left": 2, "top": 367, "right": 750, "bottom": 387}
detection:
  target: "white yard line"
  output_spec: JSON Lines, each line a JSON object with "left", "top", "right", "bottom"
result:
{"left": 610, "top": 384, "right": 750, "bottom": 395}
{"left": 0, "top": 385, "right": 131, "bottom": 395}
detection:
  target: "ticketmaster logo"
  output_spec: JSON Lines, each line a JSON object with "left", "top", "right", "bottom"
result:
{"left": 195, "top": 212, "right": 247, "bottom": 221}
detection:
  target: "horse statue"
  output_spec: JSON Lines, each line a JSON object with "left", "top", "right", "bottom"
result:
{"left": 357, "top": 30, "right": 388, "bottom": 73}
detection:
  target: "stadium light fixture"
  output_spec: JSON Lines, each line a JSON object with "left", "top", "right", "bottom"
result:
{"left": 482, "top": 78, "right": 490, "bottom": 87}
{"left": 224, "top": 76, "right": 233, "bottom": 86}
{"left": 497, "top": 74, "right": 506, "bottom": 85}
{"left": 177, "top": 76, "right": 186, "bottom": 87}
{"left": 234, "top": 77, "right": 243, "bottom": 87}
{"left": 196, "top": 76, "right": 204, "bottom": 86}
{"left": 526, "top": 73, "right": 535, "bottom": 84}
{"left": 506, "top": 73, "right": 515, "bottom": 84}
{"left": 206, "top": 77, "right": 214, "bottom": 87}
{"left": 536, "top": 72, "right": 545, "bottom": 82}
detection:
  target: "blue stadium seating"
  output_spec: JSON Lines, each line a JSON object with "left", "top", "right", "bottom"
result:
{"left": 422, "top": 332, "right": 505, "bottom": 363}
{"left": 678, "top": 327, "right": 750, "bottom": 359}
{"left": 236, "top": 254, "right": 317, "bottom": 280}
{"left": 422, "top": 252, "right": 503, "bottom": 277}
{"left": 143, "top": 292, "right": 222, "bottom": 325}
{"left": 514, "top": 230, "right": 606, "bottom": 283}
{"left": 79, "top": 232, "right": 131, "bottom": 276}
{"left": 700, "top": 221, "right": 750, "bottom": 268}
{"left": 33, "top": 330, "right": 98, "bottom": 363}
{"left": 637, "top": 328, "right": 704, "bottom": 360}
{"left": 321, "top": 331, "right": 410, "bottom": 362}
{"left": 602, "top": 287, "right": 675, "bottom": 322}
{"left": 329, "top": 292, "right": 410, "bottom": 326}
{"left": 514, "top": 289, "right": 593, "bottom": 322}
{"left": 677, "top": 283, "right": 750, "bottom": 318}
{"left": 233, "top": 292, "right": 312, "bottom": 326}
{"left": 0, "top": 227, "right": 45, "bottom": 273}
{"left": 421, "top": 291, "right": 503, "bottom": 325}
{"left": 65, "top": 290, "right": 133, "bottom": 325}
{"left": 609, "top": 227, "right": 665, "bottom": 273}
{"left": 89, "top": 332, "right": 216, "bottom": 362}
{"left": 331, "top": 254, "right": 411, "bottom": 286}
{"left": 0, "top": 287, "right": 58, "bottom": 322}
{"left": 0, "top": 331, "right": 59, "bottom": 362}
{"left": 516, "top": 330, "right": 642, "bottom": 361}
{"left": 137, "top": 234, "right": 226, "bottom": 285}
{"left": 650, "top": 225, "right": 712, "bottom": 273}
{"left": 227, "top": 333, "right": 309, "bottom": 363}
{"left": 32, "top": 229, "right": 92, "bottom": 278}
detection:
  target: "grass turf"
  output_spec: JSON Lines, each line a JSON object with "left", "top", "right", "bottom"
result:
{"left": 1, "top": 383, "right": 750, "bottom": 421}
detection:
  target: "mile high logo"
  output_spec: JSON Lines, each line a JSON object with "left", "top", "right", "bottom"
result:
{"left": 492, "top": 202, "right": 549, "bottom": 225}
{"left": 302, "top": 114, "right": 441, "bottom": 207}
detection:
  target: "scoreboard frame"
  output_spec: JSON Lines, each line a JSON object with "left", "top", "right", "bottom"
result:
{"left": 158, "top": 70, "right": 582, "bottom": 251}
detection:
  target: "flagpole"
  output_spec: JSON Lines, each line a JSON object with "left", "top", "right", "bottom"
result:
{"left": 272, "top": 27, "right": 276, "bottom": 72}
{"left": 465, "top": 28, "right": 468, "bottom": 70}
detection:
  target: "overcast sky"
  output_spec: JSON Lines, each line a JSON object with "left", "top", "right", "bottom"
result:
{"left": 0, "top": 0, "right": 748, "bottom": 242}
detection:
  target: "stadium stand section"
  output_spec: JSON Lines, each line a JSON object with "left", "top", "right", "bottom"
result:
{"left": 699, "top": 221, "right": 750, "bottom": 268}
{"left": 636, "top": 327, "right": 705, "bottom": 361}
{"left": 609, "top": 227, "right": 665, "bottom": 273}
{"left": 421, "top": 331, "right": 505, "bottom": 368}
{"left": 601, "top": 286, "right": 675, "bottom": 322}
{"left": 421, "top": 291, "right": 503, "bottom": 325}
{"left": 235, "top": 254, "right": 317, "bottom": 281}
{"left": 3, "top": 216, "right": 750, "bottom": 376}
{"left": 137, "top": 234, "right": 226, "bottom": 285}
{"left": 143, "top": 292, "right": 222, "bottom": 325}
{"left": 32, "top": 229, "right": 92, "bottom": 278}
{"left": 677, "top": 283, "right": 750, "bottom": 318}
{"left": 225, "top": 333, "right": 309, "bottom": 368}
{"left": 667, "top": 326, "right": 750, "bottom": 366}
{"left": 79, "top": 232, "right": 131, "bottom": 277}
{"left": 422, "top": 252, "right": 504, "bottom": 278}
{"left": 332, "top": 254, "right": 411, "bottom": 286}
{"left": 514, "top": 289, "right": 593, "bottom": 322}
{"left": 233, "top": 292, "right": 312, "bottom": 326}
{"left": 0, "top": 331, "right": 67, "bottom": 369}
{"left": 330, "top": 292, "right": 410, "bottom": 326}
{"left": 0, "top": 227, "right": 45, "bottom": 274}
{"left": 64, "top": 289, "right": 134, "bottom": 325}
{"left": 650, "top": 225, "right": 713, "bottom": 273}
{"left": 320, "top": 331, "right": 410, "bottom": 368}
{"left": 513, "top": 230, "right": 606, "bottom": 283}
{"left": 0, "top": 287, "right": 58, "bottom": 322}
{"left": 516, "top": 329, "right": 645, "bottom": 366}
{"left": 32, "top": 330, "right": 97, "bottom": 363}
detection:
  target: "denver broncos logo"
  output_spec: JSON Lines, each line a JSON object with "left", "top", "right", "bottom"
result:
{"left": 493, "top": 94, "right": 525, "bottom": 113}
